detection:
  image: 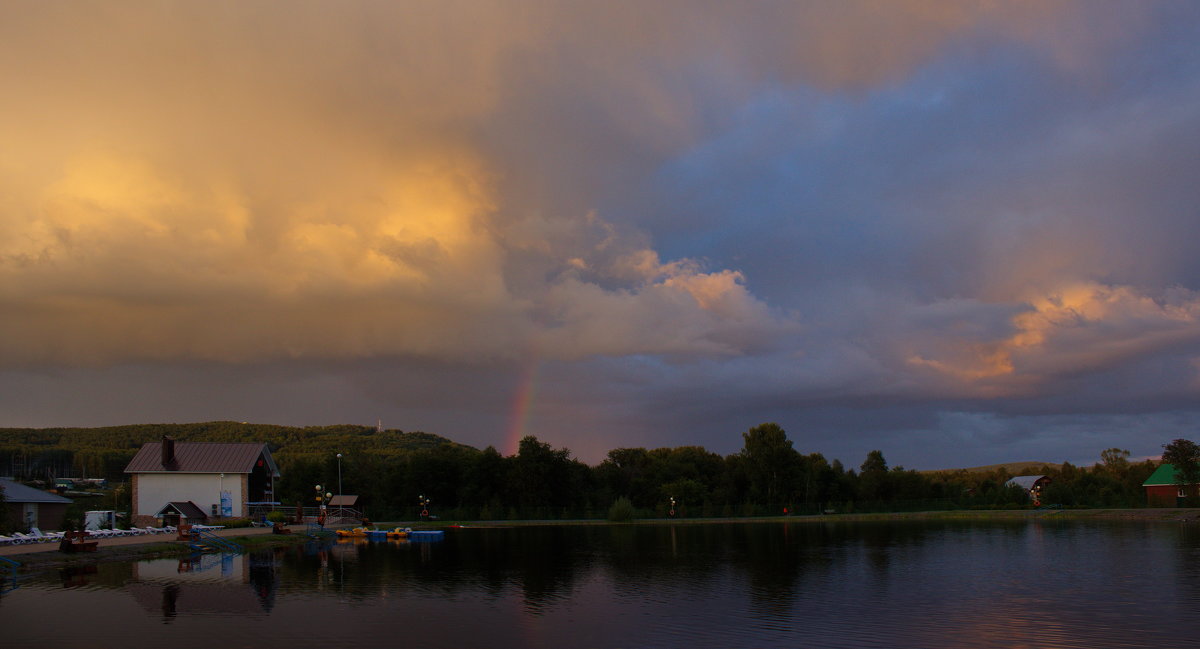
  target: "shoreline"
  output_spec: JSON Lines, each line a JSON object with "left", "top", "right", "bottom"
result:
{"left": 0, "top": 525, "right": 310, "bottom": 572}
{"left": 4, "top": 508, "right": 1198, "bottom": 573}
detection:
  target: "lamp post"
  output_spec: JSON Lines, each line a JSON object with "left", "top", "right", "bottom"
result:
{"left": 669, "top": 496, "right": 676, "bottom": 518}
{"left": 336, "top": 453, "right": 343, "bottom": 496}
{"left": 315, "top": 484, "right": 322, "bottom": 525}
{"left": 315, "top": 485, "right": 331, "bottom": 527}
{"left": 419, "top": 494, "right": 430, "bottom": 519}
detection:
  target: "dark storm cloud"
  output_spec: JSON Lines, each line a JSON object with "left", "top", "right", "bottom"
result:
{"left": 2, "top": 1, "right": 1200, "bottom": 466}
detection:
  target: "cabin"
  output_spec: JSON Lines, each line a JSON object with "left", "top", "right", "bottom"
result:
{"left": 0, "top": 477, "right": 73, "bottom": 531}
{"left": 1142, "top": 464, "right": 1197, "bottom": 507}
{"left": 1006, "top": 475, "right": 1052, "bottom": 505}
{"left": 326, "top": 494, "right": 364, "bottom": 525}
{"left": 124, "top": 437, "right": 281, "bottom": 528}
{"left": 154, "top": 501, "right": 211, "bottom": 527}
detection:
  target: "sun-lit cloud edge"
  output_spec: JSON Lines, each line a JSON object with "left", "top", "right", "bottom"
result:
{"left": 905, "top": 282, "right": 1200, "bottom": 395}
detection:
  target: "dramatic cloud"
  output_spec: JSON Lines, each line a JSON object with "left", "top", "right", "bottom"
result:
{"left": 2, "top": 1, "right": 1199, "bottom": 467}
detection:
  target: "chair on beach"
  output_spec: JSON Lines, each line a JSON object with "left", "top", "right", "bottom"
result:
{"left": 29, "top": 528, "right": 64, "bottom": 543}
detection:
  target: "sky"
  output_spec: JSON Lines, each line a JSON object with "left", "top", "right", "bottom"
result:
{"left": 3, "top": 0, "right": 1200, "bottom": 469}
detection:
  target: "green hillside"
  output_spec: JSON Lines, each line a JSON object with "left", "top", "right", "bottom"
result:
{"left": 0, "top": 421, "right": 468, "bottom": 481}
{"left": 923, "top": 461, "right": 1060, "bottom": 476}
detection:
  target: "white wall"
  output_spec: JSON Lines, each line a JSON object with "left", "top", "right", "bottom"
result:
{"left": 136, "top": 473, "right": 245, "bottom": 518}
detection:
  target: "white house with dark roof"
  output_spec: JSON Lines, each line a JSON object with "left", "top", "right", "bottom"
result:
{"left": 124, "top": 437, "right": 280, "bottom": 527}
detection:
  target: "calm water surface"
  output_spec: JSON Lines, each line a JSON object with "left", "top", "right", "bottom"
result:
{"left": 3, "top": 521, "right": 1200, "bottom": 648}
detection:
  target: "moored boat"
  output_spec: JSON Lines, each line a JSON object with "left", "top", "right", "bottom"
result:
{"left": 387, "top": 527, "right": 412, "bottom": 539}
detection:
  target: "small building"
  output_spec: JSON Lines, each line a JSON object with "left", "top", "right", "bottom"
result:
{"left": 154, "top": 501, "right": 211, "bottom": 527}
{"left": 124, "top": 437, "right": 281, "bottom": 528}
{"left": 1142, "top": 464, "right": 1196, "bottom": 507}
{"left": 0, "top": 477, "right": 73, "bottom": 531}
{"left": 1006, "top": 475, "right": 1052, "bottom": 505}
{"left": 326, "top": 494, "right": 363, "bottom": 524}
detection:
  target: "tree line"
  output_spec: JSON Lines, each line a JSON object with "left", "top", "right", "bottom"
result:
{"left": 0, "top": 421, "right": 1165, "bottom": 521}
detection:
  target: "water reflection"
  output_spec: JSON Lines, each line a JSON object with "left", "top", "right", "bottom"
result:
{"left": 4, "top": 521, "right": 1200, "bottom": 648}
{"left": 124, "top": 551, "right": 281, "bottom": 621}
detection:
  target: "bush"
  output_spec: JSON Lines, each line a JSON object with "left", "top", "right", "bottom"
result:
{"left": 266, "top": 511, "right": 287, "bottom": 523}
{"left": 607, "top": 497, "right": 636, "bottom": 522}
{"left": 219, "top": 517, "right": 252, "bottom": 528}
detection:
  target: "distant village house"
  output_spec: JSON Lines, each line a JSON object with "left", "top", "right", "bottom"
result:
{"left": 124, "top": 437, "right": 280, "bottom": 528}
{"left": 1, "top": 477, "right": 73, "bottom": 531}
{"left": 1142, "top": 464, "right": 1197, "bottom": 507}
{"left": 1006, "top": 475, "right": 1052, "bottom": 506}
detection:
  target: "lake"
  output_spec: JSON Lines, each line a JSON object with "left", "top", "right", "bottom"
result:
{"left": 3, "top": 520, "right": 1199, "bottom": 648}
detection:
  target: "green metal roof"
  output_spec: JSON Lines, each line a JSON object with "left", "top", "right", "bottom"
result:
{"left": 1143, "top": 464, "right": 1188, "bottom": 486}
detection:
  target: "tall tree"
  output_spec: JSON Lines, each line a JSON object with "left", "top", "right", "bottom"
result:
{"left": 1162, "top": 439, "right": 1200, "bottom": 501}
{"left": 1099, "top": 448, "right": 1131, "bottom": 476}
{"left": 510, "top": 436, "right": 576, "bottom": 511}
{"left": 860, "top": 450, "right": 888, "bottom": 474}
{"left": 740, "top": 423, "right": 799, "bottom": 505}
{"left": 858, "top": 450, "right": 890, "bottom": 501}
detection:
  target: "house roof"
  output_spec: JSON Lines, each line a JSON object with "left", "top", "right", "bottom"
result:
{"left": 328, "top": 495, "right": 358, "bottom": 507}
{"left": 124, "top": 442, "right": 280, "bottom": 476}
{"left": 0, "top": 478, "right": 73, "bottom": 504}
{"left": 155, "top": 501, "right": 209, "bottom": 519}
{"left": 1007, "top": 475, "right": 1050, "bottom": 490}
{"left": 1142, "top": 464, "right": 1194, "bottom": 487}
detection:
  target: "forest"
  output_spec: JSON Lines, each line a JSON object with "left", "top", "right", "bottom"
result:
{"left": 0, "top": 421, "right": 1161, "bottom": 521}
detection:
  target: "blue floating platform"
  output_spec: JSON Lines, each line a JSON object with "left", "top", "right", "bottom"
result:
{"left": 366, "top": 530, "right": 389, "bottom": 541}
{"left": 409, "top": 530, "right": 444, "bottom": 542}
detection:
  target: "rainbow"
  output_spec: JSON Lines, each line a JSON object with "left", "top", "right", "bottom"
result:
{"left": 503, "top": 357, "right": 540, "bottom": 456}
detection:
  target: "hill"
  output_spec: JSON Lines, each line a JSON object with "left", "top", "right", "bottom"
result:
{"left": 0, "top": 421, "right": 470, "bottom": 481}
{"left": 923, "top": 461, "right": 1061, "bottom": 476}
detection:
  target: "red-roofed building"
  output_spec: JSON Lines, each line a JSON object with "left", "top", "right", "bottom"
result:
{"left": 124, "top": 437, "right": 280, "bottom": 527}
